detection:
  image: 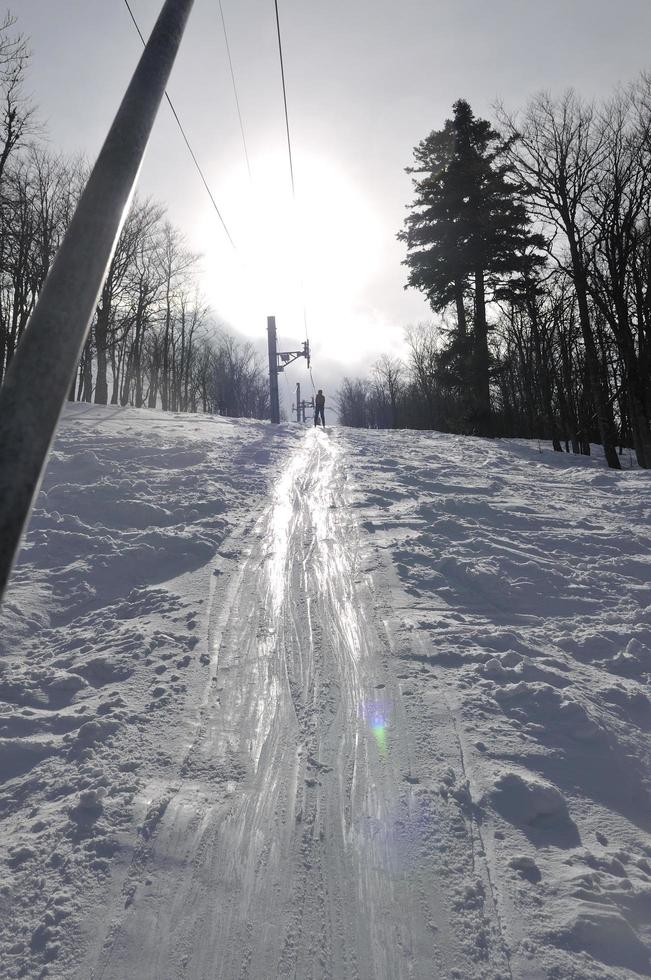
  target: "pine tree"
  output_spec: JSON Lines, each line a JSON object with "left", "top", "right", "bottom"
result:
{"left": 399, "top": 99, "right": 545, "bottom": 436}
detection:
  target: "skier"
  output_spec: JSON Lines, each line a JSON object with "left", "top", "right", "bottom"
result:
{"left": 314, "top": 389, "right": 326, "bottom": 428}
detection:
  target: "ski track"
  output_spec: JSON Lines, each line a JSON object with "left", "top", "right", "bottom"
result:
{"left": 5, "top": 410, "right": 647, "bottom": 978}
{"left": 88, "top": 429, "right": 503, "bottom": 980}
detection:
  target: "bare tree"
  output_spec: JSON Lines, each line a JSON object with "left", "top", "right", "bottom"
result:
{"left": 499, "top": 91, "right": 621, "bottom": 468}
{"left": 581, "top": 86, "right": 651, "bottom": 465}
{"left": 371, "top": 355, "right": 404, "bottom": 428}
{"left": 0, "top": 13, "right": 35, "bottom": 187}
{"left": 156, "top": 222, "right": 197, "bottom": 411}
{"left": 0, "top": 147, "right": 78, "bottom": 383}
{"left": 406, "top": 323, "right": 442, "bottom": 429}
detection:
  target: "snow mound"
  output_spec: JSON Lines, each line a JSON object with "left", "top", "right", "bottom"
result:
{"left": 493, "top": 681, "right": 603, "bottom": 741}
{"left": 551, "top": 905, "right": 650, "bottom": 973}
{"left": 508, "top": 854, "right": 541, "bottom": 883}
{"left": 489, "top": 771, "right": 568, "bottom": 825}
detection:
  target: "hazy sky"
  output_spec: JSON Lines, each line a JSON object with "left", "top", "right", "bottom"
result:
{"left": 17, "top": 0, "right": 651, "bottom": 407}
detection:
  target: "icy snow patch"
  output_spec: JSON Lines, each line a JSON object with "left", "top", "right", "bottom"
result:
{"left": 0, "top": 405, "right": 300, "bottom": 977}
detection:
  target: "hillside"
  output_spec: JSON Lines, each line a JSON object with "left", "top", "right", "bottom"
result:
{"left": 0, "top": 405, "right": 649, "bottom": 979}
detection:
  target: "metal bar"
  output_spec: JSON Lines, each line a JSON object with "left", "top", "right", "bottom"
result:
{"left": 267, "top": 316, "right": 280, "bottom": 424}
{"left": 0, "top": 0, "right": 196, "bottom": 602}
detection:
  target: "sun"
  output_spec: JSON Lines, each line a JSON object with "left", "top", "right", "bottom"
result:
{"left": 193, "top": 149, "right": 385, "bottom": 359}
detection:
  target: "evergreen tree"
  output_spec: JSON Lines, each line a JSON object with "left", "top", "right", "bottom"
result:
{"left": 399, "top": 99, "right": 545, "bottom": 435}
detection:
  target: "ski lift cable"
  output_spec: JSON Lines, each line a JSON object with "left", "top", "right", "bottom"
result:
{"left": 281, "top": 360, "right": 293, "bottom": 416}
{"left": 273, "top": 0, "right": 296, "bottom": 198}
{"left": 218, "top": 0, "right": 252, "bottom": 182}
{"left": 273, "top": 0, "right": 314, "bottom": 388}
{"left": 121, "top": 0, "right": 236, "bottom": 249}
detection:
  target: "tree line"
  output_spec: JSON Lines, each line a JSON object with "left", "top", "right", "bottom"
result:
{"left": 338, "top": 82, "right": 651, "bottom": 469}
{"left": 0, "top": 14, "right": 269, "bottom": 419}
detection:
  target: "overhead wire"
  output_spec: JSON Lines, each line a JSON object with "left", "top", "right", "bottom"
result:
{"left": 123, "top": 0, "right": 315, "bottom": 395}
{"left": 273, "top": 0, "right": 296, "bottom": 197}
{"left": 281, "top": 362, "right": 293, "bottom": 420}
{"left": 218, "top": 0, "right": 252, "bottom": 182}
{"left": 121, "top": 0, "right": 236, "bottom": 249}
{"left": 272, "top": 0, "right": 315, "bottom": 393}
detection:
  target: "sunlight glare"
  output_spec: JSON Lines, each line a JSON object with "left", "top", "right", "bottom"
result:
{"left": 193, "top": 150, "right": 385, "bottom": 359}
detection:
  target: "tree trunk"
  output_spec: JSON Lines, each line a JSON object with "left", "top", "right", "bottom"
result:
{"left": 82, "top": 350, "right": 93, "bottom": 402}
{"left": 473, "top": 268, "right": 491, "bottom": 436}
{"left": 566, "top": 236, "right": 620, "bottom": 468}
{"left": 455, "top": 281, "right": 468, "bottom": 337}
{"left": 134, "top": 354, "right": 144, "bottom": 407}
{"left": 148, "top": 359, "right": 159, "bottom": 409}
{"left": 94, "top": 306, "right": 109, "bottom": 405}
{"left": 613, "top": 301, "right": 651, "bottom": 468}
{"left": 110, "top": 346, "right": 120, "bottom": 405}
{"left": 527, "top": 296, "right": 561, "bottom": 451}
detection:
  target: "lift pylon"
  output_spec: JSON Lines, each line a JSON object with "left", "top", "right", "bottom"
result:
{"left": 267, "top": 315, "right": 310, "bottom": 425}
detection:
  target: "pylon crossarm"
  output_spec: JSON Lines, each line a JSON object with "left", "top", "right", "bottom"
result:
{"left": 276, "top": 349, "right": 305, "bottom": 370}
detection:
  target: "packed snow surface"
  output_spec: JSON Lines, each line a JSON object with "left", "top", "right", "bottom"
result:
{"left": 0, "top": 404, "right": 650, "bottom": 979}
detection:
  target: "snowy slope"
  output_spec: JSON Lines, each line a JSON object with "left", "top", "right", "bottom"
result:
{"left": 0, "top": 405, "right": 301, "bottom": 978}
{"left": 0, "top": 407, "right": 649, "bottom": 979}
{"left": 343, "top": 428, "right": 651, "bottom": 979}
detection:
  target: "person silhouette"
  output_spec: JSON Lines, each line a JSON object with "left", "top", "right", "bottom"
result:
{"left": 314, "top": 389, "right": 325, "bottom": 428}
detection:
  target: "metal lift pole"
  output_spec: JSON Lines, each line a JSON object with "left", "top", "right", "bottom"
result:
{"left": 0, "top": 0, "right": 196, "bottom": 602}
{"left": 267, "top": 321, "right": 310, "bottom": 425}
{"left": 267, "top": 315, "right": 281, "bottom": 424}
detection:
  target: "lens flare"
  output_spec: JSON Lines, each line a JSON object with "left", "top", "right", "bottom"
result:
{"left": 371, "top": 717, "right": 387, "bottom": 757}
{"left": 362, "top": 699, "right": 390, "bottom": 759}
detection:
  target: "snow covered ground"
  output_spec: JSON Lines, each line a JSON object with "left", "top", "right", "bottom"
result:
{"left": 0, "top": 405, "right": 649, "bottom": 979}
{"left": 344, "top": 429, "right": 651, "bottom": 979}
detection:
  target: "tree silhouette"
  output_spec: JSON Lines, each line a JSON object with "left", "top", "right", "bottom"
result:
{"left": 399, "top": 99, "right": 545, "bottom": 436}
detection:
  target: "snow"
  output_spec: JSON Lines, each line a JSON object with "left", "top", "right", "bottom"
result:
{"left": 0, "top": 407, "right": 649, "bottom": 979}
{"left": 345, "top": 427, "right": 651, "bottom": 978}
